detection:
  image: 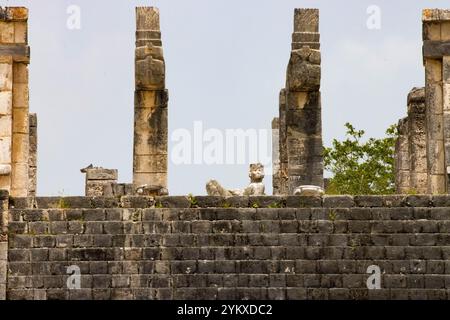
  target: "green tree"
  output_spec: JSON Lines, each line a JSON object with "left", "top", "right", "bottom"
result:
{"left": 324, "top": 123, "right": 398, "bottom": 195}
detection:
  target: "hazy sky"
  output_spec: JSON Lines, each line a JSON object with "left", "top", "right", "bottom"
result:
{"left": 0, "top": 0, "right": 447, "bottom": 196}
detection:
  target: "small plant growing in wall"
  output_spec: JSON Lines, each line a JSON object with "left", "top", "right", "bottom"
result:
{"left": 251, "top": 202, "right": 259, "bottom": 209}
{"left": 58, "top": 198, "right": 70, "bottom": 209}
{"left": 188, "top": 194, "right": 198, "bottom": 208}
{"left": 221, "top": 201, "right": 231, "bottom": 208}
{"left": 155, "top": 202, "right": 163, "bottom": 208}
{"left": 328, "top": 209, "right": 337, "bottom": 221}
{"left": 268, "top": 202, "right": 282, "bottom": 209}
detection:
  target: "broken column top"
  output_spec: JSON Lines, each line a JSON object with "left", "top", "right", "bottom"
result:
{"left": 0, "top": 7, "right": 28, "bottom": 21}
{"left": 422, "top": 9, "right": 450, "bottom": 22}
{"left": 136, "top": 7, "right": 160, "bottom": 31}
{"left": 407, "top": 87, "right": 425, "bottom": 104}
{"left": 294, "top": 8, "right": 319, "bottom": 33}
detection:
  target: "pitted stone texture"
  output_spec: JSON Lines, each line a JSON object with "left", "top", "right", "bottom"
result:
{"left": 5, "top": 198, "right": 450, "bottom": 300}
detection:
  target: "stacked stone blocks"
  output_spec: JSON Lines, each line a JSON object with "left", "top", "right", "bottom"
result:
{"left": 275, "top": 9, "right": 324, "bottom": 195}
{"left": 133, "top": 7, "right": 168, "bottom": 192}
{"left": 2, "top": 194, "right": 450, "bottom": 300}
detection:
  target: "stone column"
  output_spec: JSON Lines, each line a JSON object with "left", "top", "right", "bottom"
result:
{"left": 0, "top": 190, "right": 8, "bottom": 300}
{"left": 422, "top": 9, "right": 450, "bottom": 193}
{"left": 395, "top": 118, "right": 410, "bottom": 193}
{"left": 133, "top": 7, "right": 168, "bottom": 192}
{"left": 278, "top": 89, "right": 289, "bottom": 195}
{"left": 272, "top": 117, "right": 280, "bottom": 195}
{"left": 28, "top": 113, "right": 37, "bottom": 196}
{"left": 407, "top": 88, "right": 428, "bottom": 193}
{"left": 0, "top": 7, "right": 30, "bottom": 197}
{"left": 283, "top": 9, "right": 323, "bottom": 194}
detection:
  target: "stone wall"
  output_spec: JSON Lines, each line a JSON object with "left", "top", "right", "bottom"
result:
{"left": 3, "top": 194, "right": 450, "bottom": 300}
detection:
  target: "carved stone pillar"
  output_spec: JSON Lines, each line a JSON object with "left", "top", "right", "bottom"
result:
{"left": 133, "top": 7, "right": 168, "bottom": 192}
{"left": 0, "top": 7, "right": 30, "bottom": 197}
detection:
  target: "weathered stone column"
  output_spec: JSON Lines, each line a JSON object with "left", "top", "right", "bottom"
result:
{"left": 133, "top": 7, "right": 168, "bottom": 192}
{"left": 0, "top": 190, "right": 8, "bottom": 300}
{"left": 278, "top": 89, "right": 289, "bottom": 195}
{"left": 0, "top": 7, "right": 30, "bottom": 197}
{"left": 28, "top": 113, "right": 37, "bottom": 196}
{"left": 283, "top": 9, "right": 323, "bottom": 194}
{"left": 422, "top": 9, "right": 450, "bottom": 193}
{"left": 407, "top": 88, "right": 428, "bottom": 193}
{"left": 271, "top": 117, "right": 280, "bottom": 195}
{"left": 395, "top": 118, "right": 410, "bottom": 193}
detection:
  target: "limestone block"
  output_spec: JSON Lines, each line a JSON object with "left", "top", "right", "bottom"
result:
{"left": 426, "top": 83, "right": 443, "bottom": 115}
{"left": 135, "top": 52, "right": 165, "bottom": 90}
{"left": 429, "top": 140, "right": 445, "bottom": 174}
{"left": 86, "top": 169, "right": 118, "bottom": 181}
{"left": 28, "top": 166, "right": 36, "bottom": 194}
{"left": 0, "top": 7, "right": 28, "bottom": 21}
{"left": 294, "top": 9, "right": 319, "bottom": 33}
{"left": 134, "top": 172, "right": 166, "bottom": 189}
{"left": 136, "top": 7, "right": 160, "bottom": 31}
{"left": 133, "top": 154, "right": 167, "bottom": 173}
{"left": 427, "top": 116, "right": 443, "bottom": 140}
{"left": 14, "top": 21, "right": 27, "bottom": 44}
{"left": 11, "top": 132, "right": 28, "bottom": 163}
{"left": 11, "top": 161, "right": 29, "bottom": 191}
{"left": 407, "top": 87, "right": 425, "bottom": 104}
{"left": 439, "top": 10, "right": 450, "bottom": 21}
{"left": 12, "top": 63, "right": 27, "bottom": 84}
{"left": 410, "top": 172, "right": 428, "bottom": 193}
{"left": 423, "top": 9, "right": 440, "bottom": 22}
{"left": 0, "top": 21, "right": 14, "bottom": 43}
{"left": 287, "top": 47, "right": 321, "bottom": 92}
{"left": 443, "top": 57, "right": 450, "bottom": 83}
{"left": 423, "top": 23, "right": 441, "bottom": 41}
{"left": 0, "top": 136, "right": 11, "bottom": 164}
{"left": 429, "top": 174, "right": 446, "bottom": 194}
{"left": 0, "top": 91, "right": 12, "bottom": 115}
{"left": 425, "top": 59, "right": 442, "bottom": 83}
{"left": 0, "top": 63, "right": 12, "bottom": 91}
{"left": 133, "top": 132, "right": 168, "bottom": 156}
{"left": 0, "top": 115, "right": 11, "bottom": 138}
{"left": 292, "top": 32, "right": 320, "bottom": 43}
{"left": 12, "top": 82, "right": 28, "bottom": 108}
{"left": 12, "top": 107, "right": 28, "bottom": 133}
{"left": 0, "top": 175, "right": 10, "bottom": 191}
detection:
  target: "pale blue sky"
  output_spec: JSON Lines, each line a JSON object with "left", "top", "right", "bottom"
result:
{"left": 0, "top": 0, "right": 447, "bottom": 196}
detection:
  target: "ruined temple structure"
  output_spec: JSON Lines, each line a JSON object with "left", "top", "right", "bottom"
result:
{"left": 0, "top": 7, "right": 37, "bottom": 197}
{"left": 80, "top": 7, "right": 169, "bottom": 197}
{"left": 4, "top": 6, "right": 450, "bottom": 302}
{"left": 273, "top": 9, "right": 324, "bottom": 196}
{"left": 394, "top": 9, "right": 450, "bottom": 194}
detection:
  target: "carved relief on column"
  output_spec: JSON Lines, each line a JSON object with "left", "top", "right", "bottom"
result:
{"left": 284, "top": 9, "right": 324, "bottom": 194}
{"left": 395, "top": 118, "right": 410, "bottom": 194}
{"left": 133, "top": 7, "right": 168, "bottom": 193}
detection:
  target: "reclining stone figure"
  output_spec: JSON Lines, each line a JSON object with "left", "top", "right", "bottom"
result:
{"left": 206, "top": 163, "right": 266, "bottom": 197}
